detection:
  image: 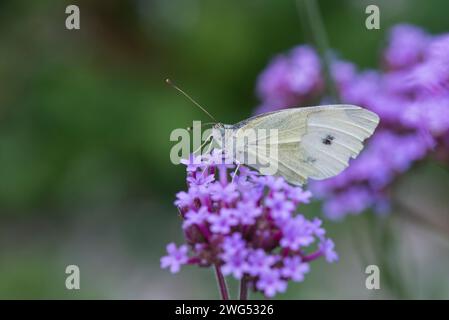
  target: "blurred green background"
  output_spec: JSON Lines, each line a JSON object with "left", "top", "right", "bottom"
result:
{"left": 0, "top": 0, "right": 448, "bottom": 299}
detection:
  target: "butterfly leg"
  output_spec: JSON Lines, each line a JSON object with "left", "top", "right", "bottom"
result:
{"left": 202, "top": 136, "right": 216, "bottom": 155}
{"left": 192, "top": 134, "right": 213, "bottom": 155}
{"left": 231, "top": 160, "right": 241, "bottom": 183}
{"left": 198, "top": 137, "right": 218, "bottom": 179}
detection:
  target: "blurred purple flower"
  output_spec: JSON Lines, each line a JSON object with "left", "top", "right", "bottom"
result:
{"left": 235, "top": 201, "right": 262, "bottom": 225}
{"left": 174, "top": 190, "right": 196, "bottom": 208}
{"left": 210, "top": 182, "right": 239, "bottom": 203}
{"left": 256, "top": 270, "right": 288, "bottom": 298}
{"left": 281, "top": 256, "right": 310, "bottom": 282}
{"left": 384, "top": 24, "right": 429, "bottom": 70}
{"left": 288, "top": 186, "right": 313, "bottom": 204}
{"left": 319, "top": 239, "right": 339, "bottom": 263}
{"left": 255, "top": 23, "right": 449, "bottom": 220}
{"left": 183, "top": 206, "right": 209, "bottom": 229}
{"left": 265, "top": 192, "right": 295, "bottom": 220}
{"left": 221, "top": 232, "right": 246, "bottom": 255}
{"left": 160, "top": 243, "right": 189, "bottom": 274}
{"left": 256, "top": 45, "right": 323, "bottom": 113}
{"left": 280, "top": 215, "right": 315, "bottom": 250}
{"left": 221, "top": 249, "right": 249, "bottom": 279}
{"left": 181, "top": 154, "right": 205, "bottom": 172}
{"left": 247, "top": 249, "right": 278, "bottom": 277}
{"left": 207, "top": 208, "right": 239, "bottom": 234}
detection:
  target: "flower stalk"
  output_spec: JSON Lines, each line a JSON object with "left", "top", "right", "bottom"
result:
{"left": 214, "top": 264, "right": 229, "bottom": 300}
{"left": 239, "top": 276, "right": 249, "bottom": 300}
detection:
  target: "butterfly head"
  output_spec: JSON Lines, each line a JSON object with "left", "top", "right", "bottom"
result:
{"left": 211, "top": 123, "right": 224, "bottom": 145}
{"left": 212, "top": 122, "right": 226, "bottom": 132}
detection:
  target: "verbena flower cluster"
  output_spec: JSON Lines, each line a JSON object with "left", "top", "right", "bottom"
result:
{"left": 161, "top": 151, "right": 338, "bottom": 297}
{"left": 256, "top": 24, "right": 449, "bottom": 220}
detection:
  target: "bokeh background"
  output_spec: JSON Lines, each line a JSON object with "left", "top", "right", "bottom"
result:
{"left": 0, "top": 0, "right": 448, "bottom": 299}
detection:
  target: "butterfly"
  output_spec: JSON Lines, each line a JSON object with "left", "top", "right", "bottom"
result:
{"left": 209, "top": 105, "right": 379, "bottom": 185}
{"left": 166, "top": 79, "right": 379, "bottom": 185}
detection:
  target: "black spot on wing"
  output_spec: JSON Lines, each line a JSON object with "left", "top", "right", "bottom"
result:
{"left": 322, "top": 134, "right": 335, "bottom": 145}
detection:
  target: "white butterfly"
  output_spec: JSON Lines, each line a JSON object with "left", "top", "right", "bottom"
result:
{"left": 166, "top": 80, "right": 379, "bottom": 185}
{"left": 209, "top": 105, "right": 379, "bottom": 185}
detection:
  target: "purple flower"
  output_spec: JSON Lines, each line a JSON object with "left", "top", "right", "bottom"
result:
{"left": 256, "top": 24, "right": 449, "bottom": 220}
{"left": 332, "top": 60, "right": 357, "bottom": 87}
{"left": 339, "top": 70, "right": 381, "bottom": 108}
{"left": 181, "top": 154, "right": 205, "bottom": 173}
{"left": 280, "top": 215, "right": 315, "bottom": 250}
{"left": 163, "top": 153, "right": 336, "bottom": 298}
{"left": 384, "top": 24, "right": 429, "bottom": 70}
{"left": 402, "top": 97, "right": 449, "bottom": 135}
{"left": 210, "top": 182, "right": 239, "bottom": 203}
{"left": 187, "top": 172, "right": 215, "bottom": 186}
{"left": 287, "top": 186, "right": 312, "bottom": 204}
{"left": 309, "top": 218, "right": 326, "bottom": 238}
{"left": 247, "top": 249, "right": 278, "bottom": 277}
{"left": 160, "top": 243, "right": 189, "bottom": 273}
{"left": 221, "top": 232, "right": 246, "bottom": 256}
{"left": 207, "top": 208, "right": 238, "bottom": 234}
{"left": 281, "top": 256, "right": 310, "bottom": 282}
{"left": 259, "top": 176, "right": 288, "bottom": 191}
{"left": 320, "top": 239, "right": 339, "bottom": 263}
{"left": 235, "top": 201, "right": 262, "bottom": 225}
{"left": 221, "top": 249, "right": 249, "bottom": 279}
{"left": 183, "top": 206, "right": 209, "bottom": 229}
{"left": 174, "top": 190, "right": 197, "bottom": 208}
{"left": 256, "top": 270, "right": 288, "bottom": 298}
{"left": 256, "top": 45, "right": 322, "bottom": 113}
{"left": 320, "top": 187, "right": 376, "bottom": 220}
{"left": 265, "top": 192, "right": 295, "bottom": 220}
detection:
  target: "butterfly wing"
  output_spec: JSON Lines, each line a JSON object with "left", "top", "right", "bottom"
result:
{"left": 231, "top": 105, "right": 379, "bottom": 185}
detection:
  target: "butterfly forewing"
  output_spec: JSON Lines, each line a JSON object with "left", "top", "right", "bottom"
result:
{"left": 229, "top": 105, "right": 379, "bottom": 185}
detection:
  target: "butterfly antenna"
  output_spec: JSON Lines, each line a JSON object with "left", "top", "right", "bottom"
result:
{"left": 165, "top": 78, "right": 218, "bottom": 123}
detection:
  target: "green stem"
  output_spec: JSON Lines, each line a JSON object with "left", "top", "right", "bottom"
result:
{"left": 296, "top": 0, "right": 340, "bottom": 102}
